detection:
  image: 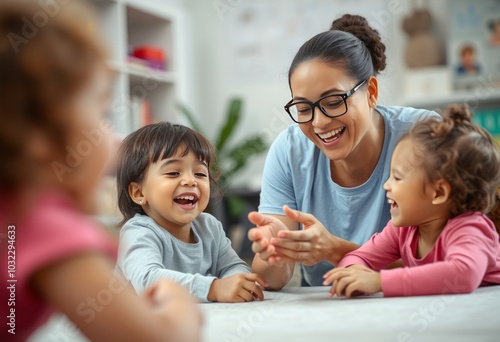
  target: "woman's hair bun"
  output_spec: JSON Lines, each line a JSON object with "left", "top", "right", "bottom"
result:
{"left": 330, "top": 14, "right": 387, "bottom": 74}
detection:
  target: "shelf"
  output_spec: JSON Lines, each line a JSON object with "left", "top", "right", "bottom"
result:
{"left": 88, "top": 0, "right": 180, "bottom": 135}
{"left": 126, "top": 64, "right": 176, "bottom": 84}
{"left": 401, "top": 88, "right": 500, "bottom": 110}
{"left": 126, "top": 5, "right": 172, "bottom": 71}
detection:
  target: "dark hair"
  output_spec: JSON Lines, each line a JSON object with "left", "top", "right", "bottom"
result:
{"left": 402, "top": 104, "right": 500, "bottom": 233}
{"left": 0, "top": 0, "right": 107, "bottom": 192}
{"left": 116, "top": 122, "right": 218, "bottom": 226}
{"left": 288, "top": 14, "right": 386, "bottom": 85}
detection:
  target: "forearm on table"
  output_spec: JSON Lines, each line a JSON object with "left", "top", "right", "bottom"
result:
{"left": 326, "top": 235, "right": 360, "bottom": 266}
{"left": 251, "top": 254, "right": 294, "bottom": 291}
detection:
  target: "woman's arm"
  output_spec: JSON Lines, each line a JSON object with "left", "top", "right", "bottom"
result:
{"left": 249, "top": 213, "right": 297, "bottom": 290}
{"left": 32, "top": 253, "right": 201, "bottom": 342}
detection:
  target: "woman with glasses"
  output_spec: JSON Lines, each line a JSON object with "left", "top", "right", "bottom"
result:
{"left": 247, "top": 14, "right": 438, "bottom": 289}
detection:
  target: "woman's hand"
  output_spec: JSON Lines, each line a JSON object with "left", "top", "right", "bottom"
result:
{"left": 207, "top": 273, "right": 268, "bottom": 303}
{"left": 247, "top": 211, "right": 290, "bottom": 264}
{"left": 322, "top": 265, "right": 382, "bottom": 298}
{"left": 268, "top": 205, "right": 337, "bottom": 266}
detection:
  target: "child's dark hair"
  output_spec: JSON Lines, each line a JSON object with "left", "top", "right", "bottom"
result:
{"left": 402, "top": 104, "right": 500, "bottom": 232}
{"left": 116, "top": 122, "right": 219, "bottom": 226}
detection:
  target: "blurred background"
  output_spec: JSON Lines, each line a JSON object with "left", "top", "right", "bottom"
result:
{"left": 90, "top": 0, "right": 500, "bottom": 256}
{"left": 27, "top": 1, "right": 500, "bottom": 339}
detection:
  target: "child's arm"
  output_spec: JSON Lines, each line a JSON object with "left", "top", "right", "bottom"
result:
{"left": 32, "top": 253, "right": 201, "bottom": 342}
{"left": 199, "top": 217, "right": 268, "bottom": 302}
{"left": 380, "top": 224, "right": 493, "bottom": 297}
{"left": 323, "top": 221, "right": 401, "bottom": 297}
{"left": 213, "top": 217, "right": 252, "bottom": 277}
{"left": 336, "top": 220, "right": 402, "bottom": 270}
{"left": 327, "top": 218, "right": 497, "bottom": 297}
{"left": 118, "top": 228, "right": 217, "bottom": 302}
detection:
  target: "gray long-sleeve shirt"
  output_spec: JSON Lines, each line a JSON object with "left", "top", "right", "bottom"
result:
{"left": 116, "top": 213, "right": 250, "bottom": 302}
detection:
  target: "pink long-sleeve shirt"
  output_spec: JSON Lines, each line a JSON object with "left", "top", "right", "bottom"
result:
{"left": 0, "top": 190, "right": 116, "bottom": 341}
{"left": 338, "top": 212, "right": 500, "bottom": 297}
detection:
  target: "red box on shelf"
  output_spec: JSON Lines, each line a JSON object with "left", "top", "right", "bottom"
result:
{"left": 132, "top": 45, "right": 165, "bottom": 62}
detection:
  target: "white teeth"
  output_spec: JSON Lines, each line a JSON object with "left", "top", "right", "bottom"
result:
{"left": 318, "top": 127, "right": 344, "bottom": 139}
{"left": 176, "top": 196, "right": 195, "bottom": 200}
{"left": 387, "top": 199, "right": 394, "bottom": 204}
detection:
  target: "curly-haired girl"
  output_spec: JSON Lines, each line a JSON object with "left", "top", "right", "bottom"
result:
{"left": 323, "top": 104, "right": 500, "bottom": 297}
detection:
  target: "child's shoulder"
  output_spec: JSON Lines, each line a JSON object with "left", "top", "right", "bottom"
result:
{"left": 192, "top": 212, "right": 224, "bottom": 234}
{"left": 10, "top": 190, "right": 115, "bottom": 280}
{"left": 445, "top": 212, "right": 498, "bottom": 240}
{"left": 24, "top": 190, "right": 108, "bottom": 243}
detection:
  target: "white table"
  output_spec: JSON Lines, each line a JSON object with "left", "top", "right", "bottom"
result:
{"left": 200, "top": 286, "right": 500, "bottom": 342}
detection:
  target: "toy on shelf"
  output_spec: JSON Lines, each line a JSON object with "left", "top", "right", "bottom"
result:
{"left": 128, "top": 45, "right": 166, "bottom": 71}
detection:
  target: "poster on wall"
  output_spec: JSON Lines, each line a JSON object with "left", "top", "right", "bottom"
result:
{"left": 449, "top": 0, "right": 500, "bottom": 90}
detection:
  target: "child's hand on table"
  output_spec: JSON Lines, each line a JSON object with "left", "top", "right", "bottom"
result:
{"left": 323, "top": 265, "right": 382, "bottom": 298}
{"left": 208, "top": 273, "right": 269, "bottom": 302}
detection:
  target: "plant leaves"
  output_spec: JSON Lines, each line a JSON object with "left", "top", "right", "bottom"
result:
{"left": 177, "top": 98, "right": 269, "bottom": 189}
{"left": 215, "top": 98, "right": 242, "bottom": 153}
{"left": 222, "top": 135, "right": 267, "bottom": 183}
{"left": 176, "top": 102, "right": 204, "bottom": 135}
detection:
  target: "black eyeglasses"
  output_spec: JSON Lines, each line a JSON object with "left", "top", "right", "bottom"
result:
{"left": 284, "top": 79, "right": 367, "bottom": 124}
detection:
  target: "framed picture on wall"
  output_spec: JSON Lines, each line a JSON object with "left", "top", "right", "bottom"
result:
{"left": 449, "top": 0, "right": 500, "bottom": 90}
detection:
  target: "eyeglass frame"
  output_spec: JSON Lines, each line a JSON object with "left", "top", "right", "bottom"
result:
{"left": 284, "top": 78, "right": 368, "bottom": 124}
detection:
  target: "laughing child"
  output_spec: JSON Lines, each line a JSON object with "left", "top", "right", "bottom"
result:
{"left": 116, "top": 122, "right": 268, "bottom": 302}
{"left": 323, "top": 104, "right": 500, "bottom": 297}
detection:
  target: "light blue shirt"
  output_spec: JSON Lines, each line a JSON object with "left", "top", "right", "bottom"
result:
{"left": 258, "top": 105, "right": 438, "bottom": 286}
{"left": 116, "top": 212, "right": 250, "bottom": 302}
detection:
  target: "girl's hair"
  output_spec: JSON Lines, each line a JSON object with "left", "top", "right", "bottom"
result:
{"left": 288, "top": 14, "right": 386, "bottom": 85}
{"left": 403, "top": 104, "right": 500, "bottom": 232}
{"left": 116, "top": 122, "right": 218, "bottom": 225}
{"left": 0, "top": 0, "right": 107, "bottom": 192}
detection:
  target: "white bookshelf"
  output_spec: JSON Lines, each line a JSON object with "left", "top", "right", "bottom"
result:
{"left": 401, "top": 89, "right": 500, "bottom": 111}
{"left": 89, "top": 0, "right": 182, "bottom": 135}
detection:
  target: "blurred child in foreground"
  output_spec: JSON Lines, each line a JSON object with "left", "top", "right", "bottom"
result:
{"left": 0, "top": 1, "right": 201, "bottom": 341}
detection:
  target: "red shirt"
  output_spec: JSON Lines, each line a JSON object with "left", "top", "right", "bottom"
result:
{"left": 0, "top": 190, "right": 116, "bottom": 341}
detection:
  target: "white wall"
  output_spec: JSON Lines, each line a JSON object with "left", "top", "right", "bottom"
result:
{"left": 182, "top": 0, "right": 449, "bottom": 189}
